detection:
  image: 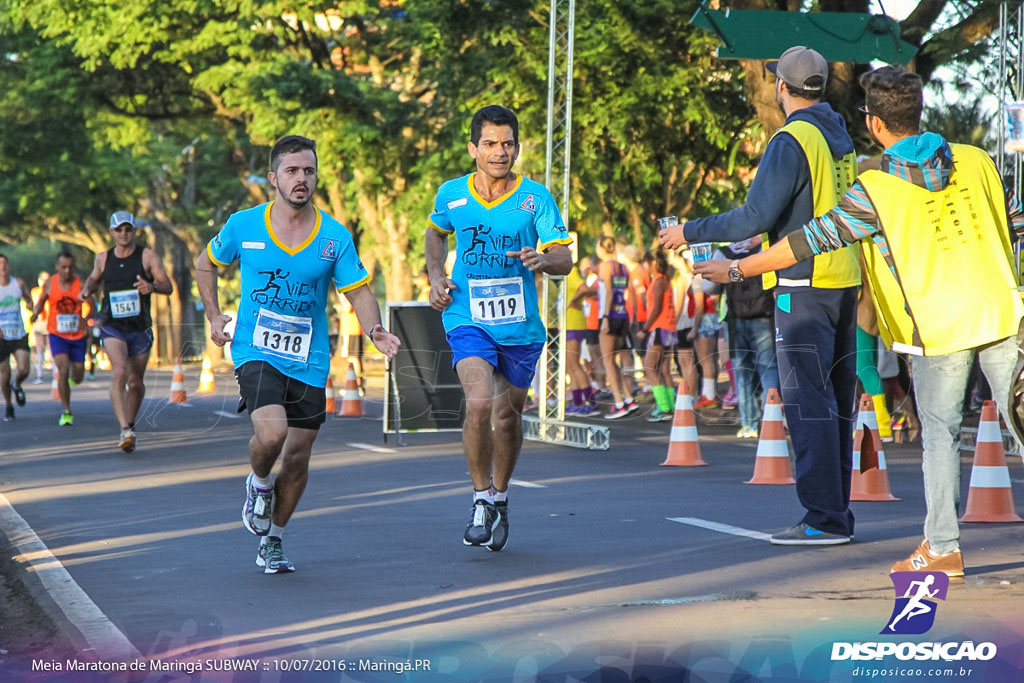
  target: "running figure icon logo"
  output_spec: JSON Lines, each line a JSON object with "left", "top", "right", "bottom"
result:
{"left": 881, "top": 571, "right": 949, "bottom": 635}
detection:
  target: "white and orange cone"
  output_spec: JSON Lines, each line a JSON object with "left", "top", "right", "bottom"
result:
{"left": 746, "top": 388, "right": 795, "bottom": 484}
{"left": 50, "top": 366, "right": 60, "bottom": 401}
{"left": 850, "top": 393, "right": 899, "bottom": 502}
{"left": 324, "top": 375, "right": 337, "bottom": 414}
{"left": 197, "top": 354, "right": 216, "bottom": 394}
{"left": 337, "top": 364, "right": 362, "bottom": 417}
{"left": 169, "top": 358, "right": 189, "bottom": 405}
{"left": 961, "top": 400, "right": 1023, "bottom": 523}
{"left": 661, "top": 380, "right": 707, "bottom": 467}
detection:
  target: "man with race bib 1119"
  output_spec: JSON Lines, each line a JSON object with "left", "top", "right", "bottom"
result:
{"left": 196, "top": 134, "right": 400, "bottom": 575}
{"left": 426, "top": 105, "right": 573, "bottom": 551}
{"left": 80, "top": 211, "right": 174, "bottom": 452}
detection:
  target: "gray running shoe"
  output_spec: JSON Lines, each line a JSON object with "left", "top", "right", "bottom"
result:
{"left": 256, "top": 537, "right": 295, "bottom": 574}
{"left": 242, "top": 473, "right": 274, "bottom": 536}
{"left": 118, "top": 428, "right": 136, "bottom": 453}
{"left": 487, "top": 501, "right": 509, "bottom": 552}
{"left": 769, "top": 522, "right": 851, "bottom": 546}
{"left": 463, "top": 500, "right": 498, "bottom": 546}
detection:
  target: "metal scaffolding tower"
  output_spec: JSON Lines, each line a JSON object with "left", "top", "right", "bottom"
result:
{"left": 523, "top": 0, "right": 610, "bottom": 450}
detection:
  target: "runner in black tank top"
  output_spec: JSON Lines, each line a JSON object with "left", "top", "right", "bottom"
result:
{"left": 81, "top": 211, "right": 173, "bottom": 453}
{"left": 99, "top": 245, "right": 153, "bottom": 333}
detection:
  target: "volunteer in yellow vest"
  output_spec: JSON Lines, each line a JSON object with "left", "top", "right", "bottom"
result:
{"left": 30, "top": 252, "right": 95, "bottom": 426}
{"left": 661, "top": 46, "right": 860, "bottom": 545}
{"left": 696, "top": 65, "right": 1024, "bottom": 577}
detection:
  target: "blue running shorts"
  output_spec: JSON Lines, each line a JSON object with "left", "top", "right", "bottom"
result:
{"left": 49, "top": 335, "right": 88, "bottom": 363}
{"left": 447, "top": 325, "right": 544, "bottom": 389}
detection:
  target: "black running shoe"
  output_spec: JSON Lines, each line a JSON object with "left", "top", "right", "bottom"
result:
{"left": 256, "top": 537, "right": 295, "bottom": 574}
{"left": 3, "top": 405, "right": 13, "bottom": 422}
{"left": 463, "top": 500, "right": 498, "bottom": 546}
{"left": 769, "top": 522, "right": 851, "bottom": 546}
{"left": 12, "top": 382, "right": 25, "bottom": 407}
{"left": 487, "top": 501, "right": 509, "bottom": 552}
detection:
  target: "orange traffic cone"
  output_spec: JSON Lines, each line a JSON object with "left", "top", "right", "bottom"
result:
{"left": 169, "top": 358, "right": 189, "bottom": 405}
{"left": 746, "top": 388, "right": 795, "bottom": 484}
{"left": 850, "top": 393, "right": 899, "bottom": 501}
{"left": 661, "top": 381, "right": 707, "bottom": 467}
{"left": 50, "top": 366, "right": 60, "bottom": 401}
{"left": 961, "top": 400, "right": 1023, "bottom": 523}
{"left": 324, "top": 375, "right": 337, "bottom": 414}
{"left": 337, "top": 364, "right": 362, "bottom": 417}
{"left": 197, "top": 354, "right": 216, "bottom": 394}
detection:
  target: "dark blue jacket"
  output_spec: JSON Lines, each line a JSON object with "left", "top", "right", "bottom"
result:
{"left": 683, "top": 103, "right": 855, "bottom": 283}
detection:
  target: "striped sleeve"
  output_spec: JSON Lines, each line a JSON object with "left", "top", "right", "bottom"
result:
{"left": 790, "top": 180, "right": 881, "bottom": 259}
{"left": 1006, "top": 188, "right": 1024, "bottom": 238}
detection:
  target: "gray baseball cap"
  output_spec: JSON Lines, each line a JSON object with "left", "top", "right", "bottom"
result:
{"left": 766, "top": 46, "right": 828, "bottom": 91}
{"left": 109, "top": 211, "right": 135, "bottom": 229}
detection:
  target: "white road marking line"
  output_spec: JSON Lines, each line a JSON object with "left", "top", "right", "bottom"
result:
{"left": 213, "top": 410, "right": 240, "bottom": 419}
{"left": 667, "top": 516, "right": 772, "bottom": 542}
{"left": 509, "top": 479, "right": 547, "bottom": 488}
{"left": 0, "top": 492, "right": 140, "bottom": 660}
{"left": 348, "top": 442, "right": 397, "bottom": 454}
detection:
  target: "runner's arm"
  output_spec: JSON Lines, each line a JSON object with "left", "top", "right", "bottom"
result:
{"left": 29, "top": 277, "right": 50, "bottom": 323}
{"left": 425, "top": 226, "right": 456, "bottom": 312}
{"left": 344, "top": 284, "right": 400, "bottom": 361}
{"left": 194, "top": 248, "right": 232, "bottom": 346}
{"left": 143, "top": 248, "right": 174, "bottom": 295}
{"left": 80, "top": 251, "right": 106, "bottom": 301}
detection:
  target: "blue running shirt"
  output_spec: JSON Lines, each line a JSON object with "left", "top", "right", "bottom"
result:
{"left": 429, "top": 174, "right": 571, "bottom": 345}
{"left": 207, "top": 203, "right": 369, "bottom": 387}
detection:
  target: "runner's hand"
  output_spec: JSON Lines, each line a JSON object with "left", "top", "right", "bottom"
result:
{"left": 429, "top": 277, "right": 457, "bottom": 312}
{"left": 506, "top": 246, "right": 545, "bottom": 272}
{"left": 210, "top": 314, "right": 233, "bottom": 347}
{"left": 370, "top": 328, "right": 401, "bottom": 361}
{"left": 134, "top": 275, "right": 153, "bottom": 295}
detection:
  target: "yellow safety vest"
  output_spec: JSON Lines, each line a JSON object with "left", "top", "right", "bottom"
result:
{"left": 762, "top": 120, "right": 861, "bottom": 289}
{"left": 857, "top": 143, "right": 1024, "bottom": 356}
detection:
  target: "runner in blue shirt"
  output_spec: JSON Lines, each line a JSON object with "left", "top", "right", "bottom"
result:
{"left": 425, "top": 105, "right": 573, "bottom": 551}
{"left": 196, "top": 135, "right": 400, "bottom": 574}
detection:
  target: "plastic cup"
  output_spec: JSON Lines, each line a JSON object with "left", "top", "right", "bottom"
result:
{"left": 657, "top": 216, "right": 678, "bottom": 230}
{"left": 690, "top": 242, "right": 714, "bottom": 263}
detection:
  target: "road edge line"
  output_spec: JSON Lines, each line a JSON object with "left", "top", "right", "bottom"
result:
{"left": 0, "top": 492, "right": 140, "bottom": 661}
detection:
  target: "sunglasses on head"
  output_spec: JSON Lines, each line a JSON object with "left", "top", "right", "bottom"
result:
{"left": 111, "top": 225, "right": 134, "bottom": 233}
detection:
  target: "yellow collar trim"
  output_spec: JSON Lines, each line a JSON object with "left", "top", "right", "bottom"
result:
{"left": 467, "top": 173, "right": 523, "bottom": 209}
{"left": 265, "top": 202, "right": 321, "bottom": 256}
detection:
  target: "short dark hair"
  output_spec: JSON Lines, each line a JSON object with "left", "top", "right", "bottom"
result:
{"left": 783, "top": 81, "right": 823, "bottom": 102}
{"left": 57, "top": 251, "right": 74, "bottom": 262}
{"left": 470, "top": 105, "right": 519, "bottom": 146}
{"left": 270, "top": 135, "right": 318, "bottom": 173}
{"left": 860, "top": 66, "right": 922, "bottom": 136}
{"left": 0, "top": 254, "right": 7, "bottom": 263}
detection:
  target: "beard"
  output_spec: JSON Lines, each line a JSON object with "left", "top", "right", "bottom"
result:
{"left": 280, "top": 185, "right": 312, "bottom": 209}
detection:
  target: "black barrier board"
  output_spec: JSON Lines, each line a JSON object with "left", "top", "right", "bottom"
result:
{"left": 384, "top": 301, "right": 465, "bottom": 435}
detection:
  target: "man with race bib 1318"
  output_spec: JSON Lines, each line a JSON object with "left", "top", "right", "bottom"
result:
{"left": 80, "top": 211, "right": 174, "bottom": 452}
{"left": 426, "top": 105, "right": 573, "bottom": 551}
{"left": 196, "top": 134, "right": 400, "bottom": 574}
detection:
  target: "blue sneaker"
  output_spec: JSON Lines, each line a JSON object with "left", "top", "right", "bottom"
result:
{"left": 769, "top": 522, "right": 850, "bottom": 546}
{"left": 242, "top": 473, "right": 274, "bottom": 536}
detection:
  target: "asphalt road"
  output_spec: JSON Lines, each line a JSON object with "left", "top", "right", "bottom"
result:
{"left": 2, "top": 366, "right": 1024, "bottom": 682}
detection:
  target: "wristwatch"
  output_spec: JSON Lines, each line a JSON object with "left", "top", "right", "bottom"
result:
{"left": 728, "top": 260, "right": 745, "bottom": 283}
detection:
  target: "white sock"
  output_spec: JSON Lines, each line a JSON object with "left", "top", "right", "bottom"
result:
{"left": 264, "top": 524, "right": 285, "bottom": 540}
{"left": 493, "top": 489, "right": 508, "bottom": 503}
{"left": 251, "top": 473, "right": 274, "bottom": 490}
{"left": 701, "top": 378, "right": 716, "bottom": 400}
{"left": 473, "top": 489, "right": 494, "bottom": 504}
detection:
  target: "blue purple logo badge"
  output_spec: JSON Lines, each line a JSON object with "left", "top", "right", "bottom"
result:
{"left": 881, "top": 571, "right": 949, "bottom": 635}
